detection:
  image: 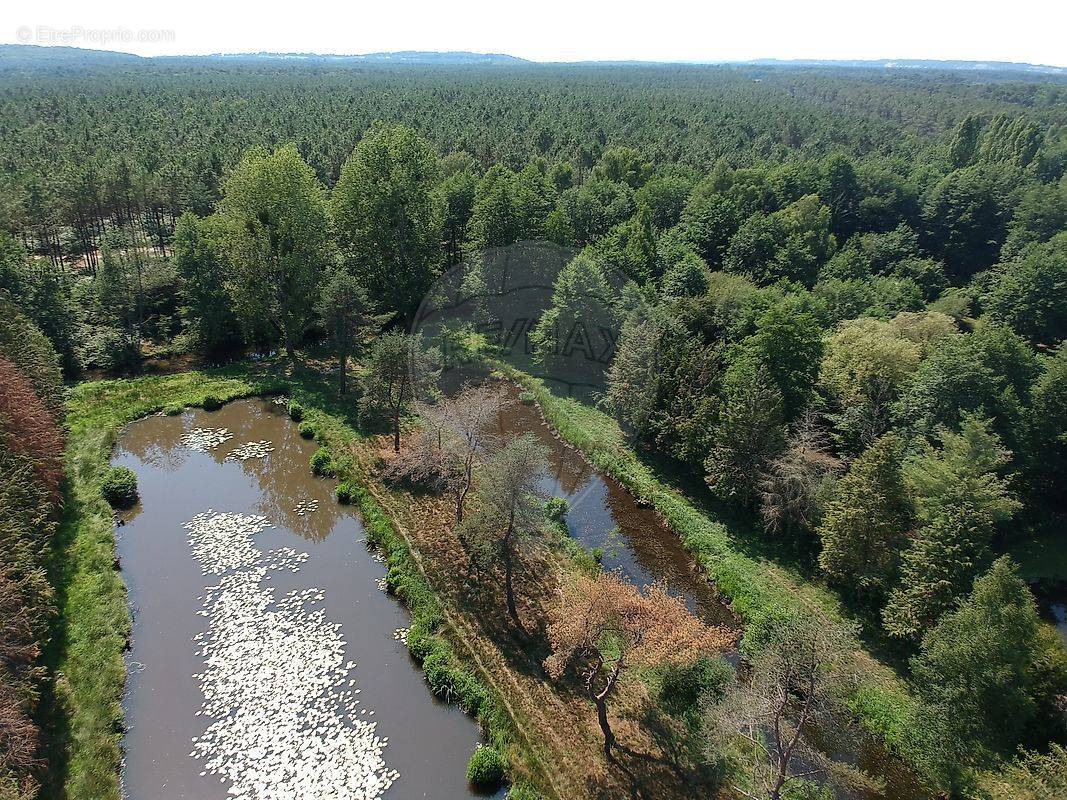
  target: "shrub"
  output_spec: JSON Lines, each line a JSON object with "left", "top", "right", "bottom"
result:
{"left": 298, "top": 421, "right": 315, "bottom": 439}
{"left": 101, "top": 466, "right": 138, "bottom": 508}
{"left": 334, "top": 481, "right": 355, "bottom": 504}
{"left": 423, "top": 650, "right": 459, "bottom": 700}
{"left": 202, "top": 394, "right": 223, "bottom": 411}
{"left": 453, "top": 670, "right": 489, "bottom": 715}
{"left": 544, "top": 497, "right": 569, "bottom": 524}
{"left": 163, "top": 403, "right": 184, "bottom": 416}
{"left": 407, "top": 623, "right": 443, "bottom": 663}
{"left": 310, "top": 448, "right": 333, "bottom": 476}
{"left": 288, "top": 401, "right": 304, "bottom": 422}
{"left": 518, "top": 390, "right": 535, "bottom": 406}
{"left": 466, "top": 746, "right": 505, "bottom": 789}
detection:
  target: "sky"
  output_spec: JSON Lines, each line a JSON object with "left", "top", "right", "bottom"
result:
{"left": 3, "top": 0, "right": 1066, "bottom": 67}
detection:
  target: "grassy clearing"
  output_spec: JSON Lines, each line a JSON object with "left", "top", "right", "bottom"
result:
{"left": 501, "top": 366, "right": 925, "bottom": 764}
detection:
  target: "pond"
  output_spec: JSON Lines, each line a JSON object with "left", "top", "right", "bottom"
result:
{"left": 113, "top": 398, "right": 502, "bottom": 800}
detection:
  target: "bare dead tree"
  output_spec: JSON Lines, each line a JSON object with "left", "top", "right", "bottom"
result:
{"left": 423, "top": 383, "right": 509, "bottom": 522}
{"left": 704, "top": 615, "right": 878, "bottom": 800}
{"left": 458, "top": 433, "right": 548, "bottom": 626}
{"left": 759, "top": 408, "right": 842, "bottom": 537}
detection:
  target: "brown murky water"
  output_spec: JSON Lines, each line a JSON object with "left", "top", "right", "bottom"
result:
{"left": 492, "top": 386, "right": 736, "bottom": 629}
{"left": 114, "top": 399, "right": 503, "bottom": 800}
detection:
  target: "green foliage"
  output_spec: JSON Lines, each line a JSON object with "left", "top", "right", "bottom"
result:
{"left": 332, "top": 124, "right": 441, "bottom": 322}
{"left": 922, "top": 166, "right": 1009, "bottom": 281}
{"left": 530, "top": 253, "right": 618, "bottom": 379}
{"left": 985, "top": 233, "right": 1067, "bottom": 344}
{"left": 172, "top": 212, "right": 241, "bottom": 355}
{"left": 201, "top": 394, "right": 223, "bottom": 411}
{"left": 466, "top": 746, "right": 506, "bottom": 789}
{"left": 100, "top": 466, "right": 138, "bottom": 508}
{"left": 704, "top": 359, "right": 787, "bottom": 506}
{"left": 334, "top": 481, "right": 355, "bottom": 504}
{"left": 883, "top": 415, "right": 1020, "bottom": 640}
{"left": 163, "top": 403, "right": 183, "bottom": 416}
{"left": 309, "top": 448, "right": 333, "bottom": 476}
{"left": 316, "top": 269, "right": 372, "bottom": 393}
{"left": 218, "top": 143, "right": 332, "bottom": 358}
{"left": 518, "top": 390, "right": 535, "bottom": 406}
{"left": 817, "top": 433, "right": 910, "bottom": 604}
{"left": 909, "top": 558, "right": 1050, "bottom": 781}
{"left": 287, "top": 401, "right": 304, "bottom": 422}
{"left": 298, "top": 421, "right": 315, "bottom": 439}
{"left": 738, "top": 296, "right": 824, "bottom": 418}
{"left": 543, "top": 497, "right": 569, "bottom": 524}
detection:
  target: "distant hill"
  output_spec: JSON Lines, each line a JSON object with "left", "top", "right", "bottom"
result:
{"left": 188, "top": 51, "right": 530, "bottom": 65}
{"left": 0, "top": 44, "right": 1062, "bottom": 75}
{"left": 0, "top": 45, "right": 527, "bottom": 71}
{"left": 0, "top": 44, "right": 145, "bottom": 69}
{"left": 741, "top": 57, "right": 1065, "bottom": 75}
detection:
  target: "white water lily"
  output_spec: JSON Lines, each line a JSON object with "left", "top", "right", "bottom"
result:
{"left": 183, "top": 510, "right": 399, "bottom": 799}
{"left": 180, "top": 427, "right": 234, "bottom": 452}
{"left": 225, "top": 440, "right": 276, "bottom": 461}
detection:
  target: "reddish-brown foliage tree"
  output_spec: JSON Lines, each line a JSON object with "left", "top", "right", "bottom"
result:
{"left": 0, "top": 357, "right": 64, "bottom": 503}
{"left": 545, "top": 572, "right": 733, "bottom": 759}
{"left": 0, "top": 567, "right": 42, "bottom": 798}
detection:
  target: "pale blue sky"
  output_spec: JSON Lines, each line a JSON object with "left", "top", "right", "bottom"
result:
{"left": 4, "top": 0, "right": 1065, "bottom": 66}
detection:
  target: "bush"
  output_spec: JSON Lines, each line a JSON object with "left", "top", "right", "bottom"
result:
{"left": 163, "top": 403, "right": 184, "bottom": 416}
{"left": 202, "top": 394, "right": 223, "bottom": 411}
{"left": 298, "top": 421, "right": 315, "bottom": 439}
{"left": 544, "top": 497, "right": 569, "bottom": 524}
{"left": 407, "top": 623, "right": 443, "bottom": 663}
{"left": 310, "top": 448, "right": 333, "bottom": 476}
{"left": 423, "top": 650, "right": 459, "bottom": 700}
{"left": 334, "top": 481, "right": 355, "bottom": 504}
{"left": 518, "top": 390, "right": 535, "bottom": 406}
{"left": 101, "top": 465, "right": 138, "bottom": 508}
{"left": 466, "top": 746, "right": 505, "bottom": 789}
{"left": 288, "top": 401, "right": 304, "bottom": 422}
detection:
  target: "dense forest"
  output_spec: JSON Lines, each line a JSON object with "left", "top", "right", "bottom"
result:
{"left": 1, "top": 57, "right": 1066, "bottom": 800}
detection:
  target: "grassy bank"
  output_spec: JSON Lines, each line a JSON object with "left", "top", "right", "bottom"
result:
{"left": 502, "top": 366, "right": 924, "bottom": 765}
{"left": 45, "top": 364, "right": 544, "bottom": 800}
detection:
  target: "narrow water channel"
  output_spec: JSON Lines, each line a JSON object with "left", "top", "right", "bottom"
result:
{"left": 114, "top": 398, "right": 502, "bottom": 800}
{"left": 487, "top": 382, "right": 929, "bottom": 800}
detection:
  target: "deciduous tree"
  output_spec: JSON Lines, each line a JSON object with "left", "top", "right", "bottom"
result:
{"left": 546, "top": 572, "right": 731, "bottom": 759}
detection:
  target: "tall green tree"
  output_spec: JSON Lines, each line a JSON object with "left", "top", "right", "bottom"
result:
{"left": 220, "top": 144, "right": 331, "bottom": 361}
{"left": 315, "top": 269, "right": 373, "bottom": 394}
{"left": 172, "top": 212, "right": 240, "bottom": 355}
{"left": 909, "top": 558, "right": 1050, "bottom": 783}
{"left": 704, "top": 360, "right": 787, "bottom": 507}
{"left": 333, "top": 124, "right": 442, "bottom": 323}
{"left": 817, "top": 433, "right": 911, "bottom": 604}
{"left": 359, "top": 330, "right": 438, "bottom": 452}
{"left": 883, "top": 415, "right": 1020, "bottom": 640}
